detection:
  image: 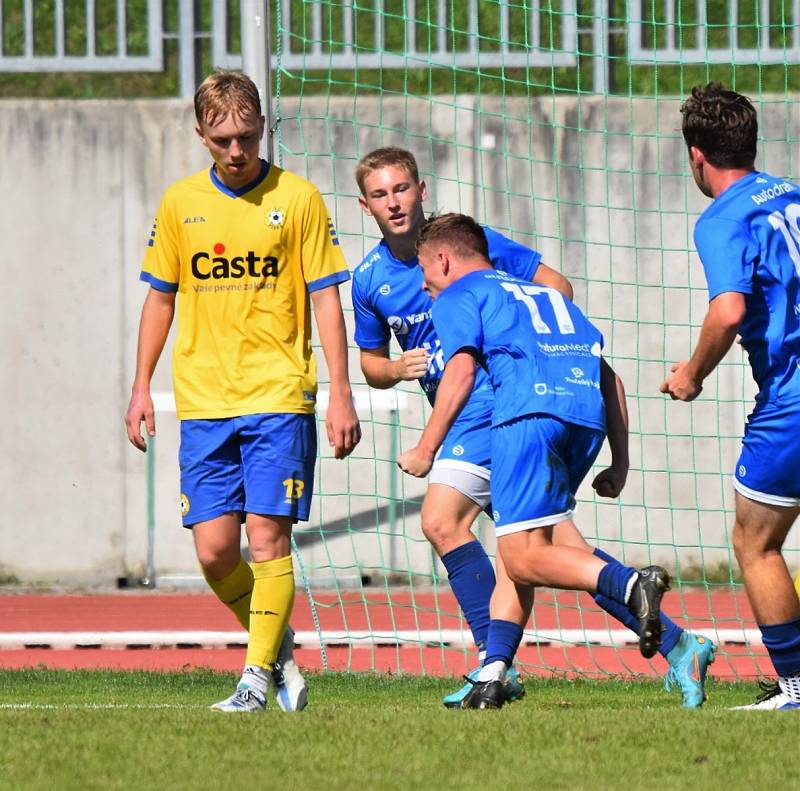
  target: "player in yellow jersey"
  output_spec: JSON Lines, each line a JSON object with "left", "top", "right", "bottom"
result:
{"left": 124, "top": 71, "right": 361, "bottom": 712}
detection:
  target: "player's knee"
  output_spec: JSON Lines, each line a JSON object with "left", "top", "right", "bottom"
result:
{"left": 196, "top": 546, "right": 241, "bottom": 580}
{"left": 420, "top": 511, "right": 463, "bottom": 553}
{"left": 732, "top": 520, "right": 782, "bottom": 567}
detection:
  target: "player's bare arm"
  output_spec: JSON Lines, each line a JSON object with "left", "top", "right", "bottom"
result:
{"left": 311, "top": 284, "right": 362, "bottom": 459}
{"left": 124, "top": 287, "right": 176, "bottom": 451}
{"left": 397, "top": 350, "right": 476, "bottom": 477}
{"left": 360, "top": 345, "right": 428, "bottom": 389}
{"left": 593, "top": 357, "right": 629, "bottom": 499}
{"left": 661, "top": 291, "right": 745, "bottom": 402}
{"left": 532, "top": 261, "right": 574, "bottom": 301}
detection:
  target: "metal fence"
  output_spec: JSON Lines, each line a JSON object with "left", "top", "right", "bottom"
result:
{"left": 1, "top": 1, "right": 796, "bottom": 96}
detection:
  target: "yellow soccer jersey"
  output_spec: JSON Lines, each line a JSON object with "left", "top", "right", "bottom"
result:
{"left": 140, "top": 161, "right": 350, "bottom": 419}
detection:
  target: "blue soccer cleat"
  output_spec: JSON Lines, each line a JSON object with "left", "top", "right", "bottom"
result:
{"left": 664, "top": 632, "right": 716, "bottom": 708}
{"left": 210, "top": 683, "right": 266, "bottom": 713}
{"left": 443, "top": 665, "right": 525, "bottom": 708}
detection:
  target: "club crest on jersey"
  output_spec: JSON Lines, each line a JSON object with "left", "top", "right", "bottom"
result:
{"left": 267, "top": 208, "right": 285, "bottom": 228}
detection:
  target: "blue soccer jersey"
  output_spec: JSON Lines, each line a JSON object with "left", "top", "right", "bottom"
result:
{"left": 694, "top": 171, "right": 800, "bottom": 406}
{"left": 351, "top": 226, "right": 542, "bottom": 411}
{"left": 431, "top": 269, "right": 605, "bottom": 431}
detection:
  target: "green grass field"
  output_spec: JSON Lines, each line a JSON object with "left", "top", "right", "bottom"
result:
{"left": 0, "top": 669, "right": 794, "bottom": 790}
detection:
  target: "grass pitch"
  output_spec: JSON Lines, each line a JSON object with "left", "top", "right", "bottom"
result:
{"left": 0, "top": 669, "right": 792, "bottom": 790}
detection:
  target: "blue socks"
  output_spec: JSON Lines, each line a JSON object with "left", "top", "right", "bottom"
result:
{"left": 440, "top": 540, "right": 495, "bottom": 651}
{"left": 593, "top": 547, "right": 682, "bottom": 656}
{"left": 484, "top": 619, "right": 524, "bottom": 667}
{"left": 760, "top": 617, "right": 800, "bottom": 677}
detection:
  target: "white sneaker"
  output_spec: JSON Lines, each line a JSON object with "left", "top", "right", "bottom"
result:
{"left": 732, "top": 680, "right": 800, "bottom": 710}
{"left": 210, "top": 684, "right": 266, "bottom": 713}
{"left": 271, "top": 626, "right": 308, "bottom": 712}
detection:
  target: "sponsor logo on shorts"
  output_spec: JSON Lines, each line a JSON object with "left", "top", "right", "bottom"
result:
{"left": 452, "top": 445, "right": 464, "bottom": 456}
{"left": 492, "top": 510, "right": 500, "bottom": 522}
{"left": 180, "top": 493, "right": 190, "bottom": 517}
{"left": 739, "top": 465, "right": 747, "bottom": 477}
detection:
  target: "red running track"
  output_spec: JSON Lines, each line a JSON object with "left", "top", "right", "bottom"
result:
{"left": 0, "top": 589, "right": 772, "bottom": 679}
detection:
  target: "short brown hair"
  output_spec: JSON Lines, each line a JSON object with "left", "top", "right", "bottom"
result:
{"left": 416, "top": 213, "right": 489, "bottom": 261}
{"left": 355, "top": 147, "right": 420, "bottom": 194}
{"left": 680, "top": 81, "right": 757, "bottom": 169}
{"left": 194, "top": 71, "right": 262, "bottom": 127}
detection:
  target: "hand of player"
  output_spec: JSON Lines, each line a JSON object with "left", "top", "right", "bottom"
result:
{"left": 660, "top": 361, "right": 703, "bottom": 402}
{"left": 397, "top": 445, "right": 434, "bottom": 478}
{"left": 326, "top": 391, "right": 362, "bottom": 459}
{"left": 124, "top": 389, "right": 156, "bottom": 452}
{"left": 592, "top": 466, "right": 627, "bottom": 499}
{"left": 392, "top": 348, "right": 429, "bottom": 381}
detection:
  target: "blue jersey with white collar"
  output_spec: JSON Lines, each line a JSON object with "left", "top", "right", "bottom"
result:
{"left": 432, "top": 269, "right": 605, "bottom": 430}
{"left": 694, "top": 170, "right": 800, "bottom": 407}
{"left": 351, "top": 226, "right": 542, "bottom": 409}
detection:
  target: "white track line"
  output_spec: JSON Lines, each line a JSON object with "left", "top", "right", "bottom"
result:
{"left": 0, "top": 628, "right": 764, "bottom": 649}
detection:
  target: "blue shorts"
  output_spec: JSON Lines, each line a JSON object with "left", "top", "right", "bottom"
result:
{"left": 178, "top": 413, "right": 317, "bottom": 527}
{"left": 429, "top": 408, "right": 492, "bottom": 508}
{"left": 490, "top": 415, "right": 605, "bottom": 536}
{"left": 734, "top": 401, "right": 800, "bottom": 507}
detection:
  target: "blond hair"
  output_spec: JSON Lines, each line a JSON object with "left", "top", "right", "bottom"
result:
{"left": 194, "top": 71, "right": 261, "bottom": 127}
{"left": 355, "top": 147, "right": 420, "bottom": 194}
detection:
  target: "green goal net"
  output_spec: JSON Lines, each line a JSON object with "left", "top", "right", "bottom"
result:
{"left": 268, "top": 1, "right": 800, "bottom": 680}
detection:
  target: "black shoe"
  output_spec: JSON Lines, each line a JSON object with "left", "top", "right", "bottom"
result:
{"left": 628, "top": 565, "right": 671, "bottom": 658}
{"left": 460, "top": 678, "right": 505, "bottom": 710}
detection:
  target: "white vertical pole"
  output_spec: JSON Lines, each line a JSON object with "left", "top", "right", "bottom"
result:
{"left": 241, "top": 0, "right": 275, "bottom": 162}
{"left": 592, "top": 0, "right": 608, "bottom": 94}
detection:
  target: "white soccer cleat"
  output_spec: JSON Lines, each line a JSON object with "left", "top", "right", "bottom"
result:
{"left": 272, "top": 659, "right": 308, "bottom": 712}
{"left": 271, "top": 626, "right": 308, "bottom": 712}
{"left": 210, "top": 684, "right": 266, "bottom": 713}
{"left": 731, "top": 680, "right": 800, "bottom": 711}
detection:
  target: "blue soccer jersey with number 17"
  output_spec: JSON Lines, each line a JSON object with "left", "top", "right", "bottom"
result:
{"left": 432, "top": 269, "right": 606, "bottom": 431}
{"left": 351, "top": 226, "right": 542, "bottom": 412}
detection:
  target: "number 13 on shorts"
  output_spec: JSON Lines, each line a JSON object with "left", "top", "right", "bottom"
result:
{"left": 283, "top": 478, "right": 305, "bottom": 503}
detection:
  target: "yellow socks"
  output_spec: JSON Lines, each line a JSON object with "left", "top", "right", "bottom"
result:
{"left": 245, "top": 555, "right": 295, "bottom": 670}
{"left": 202, "top": 557, "right": 253, "bottom": 630}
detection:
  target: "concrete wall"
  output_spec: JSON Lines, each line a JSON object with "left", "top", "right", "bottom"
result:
{"left": 2, "top": 95, "right": 798, "bottom": 585}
